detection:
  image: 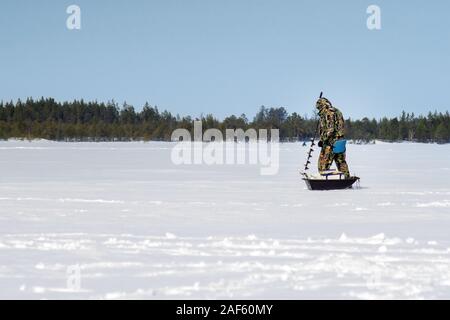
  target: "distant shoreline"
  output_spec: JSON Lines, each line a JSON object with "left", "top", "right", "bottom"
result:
{"left": 1, "top": 138, "right": 449, "bottom": 145}
{"left": 1, "top": 98, "right": 449, "bottom": 143}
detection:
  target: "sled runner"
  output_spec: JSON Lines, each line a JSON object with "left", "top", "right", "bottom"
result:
{"left": 301, "top": 170, "right": 360, "bottom": 191}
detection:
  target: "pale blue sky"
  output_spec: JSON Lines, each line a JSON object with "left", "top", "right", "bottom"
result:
{"left": 0, "top": 0, "right": 449, "bottom": 119}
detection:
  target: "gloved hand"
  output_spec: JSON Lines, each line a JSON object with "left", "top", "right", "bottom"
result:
{"left": 318, "top": 140, "right": 323, "bottom": 148}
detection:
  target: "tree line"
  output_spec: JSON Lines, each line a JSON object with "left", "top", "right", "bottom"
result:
{"left": 0, "top": 98, "right": 449, "bottom": 143}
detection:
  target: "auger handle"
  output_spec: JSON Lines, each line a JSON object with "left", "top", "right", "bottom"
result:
{"left": 303, "top": 92, "right": 323, "bottom": 172}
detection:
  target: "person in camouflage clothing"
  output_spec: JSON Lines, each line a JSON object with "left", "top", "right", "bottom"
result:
{"left": 316, "top": 97, "right": 350, "bottom": 178}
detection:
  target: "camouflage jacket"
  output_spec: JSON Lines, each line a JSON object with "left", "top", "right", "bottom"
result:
{"left": 318, "top": 106, "right": 345, "bottom": 145}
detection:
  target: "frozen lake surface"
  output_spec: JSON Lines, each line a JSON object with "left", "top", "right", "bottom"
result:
{"left": 1, "top": 140, "right": 450, "bottom": 299}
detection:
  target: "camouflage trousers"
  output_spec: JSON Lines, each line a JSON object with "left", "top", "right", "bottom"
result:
{"left": 318, "top": 145, "right": 350, "bottom": 178}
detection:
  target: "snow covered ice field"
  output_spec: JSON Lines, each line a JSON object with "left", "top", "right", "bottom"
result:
{"left": 1, "top": 140, "right": 450, "bottom": 299}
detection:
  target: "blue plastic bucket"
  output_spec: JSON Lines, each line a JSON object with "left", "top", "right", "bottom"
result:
{"left": 333, "top": 139, "right": 347, "bottom": 154}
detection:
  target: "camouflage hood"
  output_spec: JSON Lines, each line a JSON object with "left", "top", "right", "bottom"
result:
{"left": 316, "top": 97, "right": 333, "bottom": 111}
